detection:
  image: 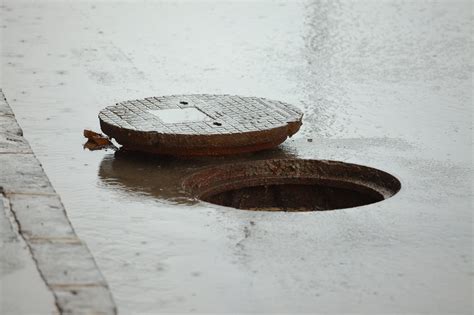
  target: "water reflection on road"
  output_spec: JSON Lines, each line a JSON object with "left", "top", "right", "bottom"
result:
{"left": 2, "top": 0, "right": 471, "bottom": 313}
{"left": 98, "top": 146, "right": 296, "bottom": 203}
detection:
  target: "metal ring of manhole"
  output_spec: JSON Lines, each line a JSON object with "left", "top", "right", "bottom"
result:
{"left": 99, "top": 95, "right": 303, "bottom": 156}
{"left": 182, "top": 159, "right": 401, "bottom": 212}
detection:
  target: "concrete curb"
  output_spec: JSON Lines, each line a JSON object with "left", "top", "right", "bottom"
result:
{"left": 0, "top": 89, "right": 117, "bottom": 315}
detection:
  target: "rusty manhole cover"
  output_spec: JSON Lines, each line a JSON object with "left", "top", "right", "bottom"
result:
{"left": 182, "top": 159, "right": 401, "bottom": 211}
{"left": 99, "top": 95, "right": 303, "bottom": 156}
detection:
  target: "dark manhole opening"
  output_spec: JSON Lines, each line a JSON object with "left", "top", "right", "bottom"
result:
{"left": 183, "top": 159, "right": 401, "bottom": 212}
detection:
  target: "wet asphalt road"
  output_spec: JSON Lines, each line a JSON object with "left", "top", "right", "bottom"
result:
{"left": 1, "top": 0, "right": 472, "bottom": 313}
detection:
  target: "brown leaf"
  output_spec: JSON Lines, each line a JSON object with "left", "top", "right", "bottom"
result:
{"left": 83, "top": 129, "right": 116, "bottom": 151}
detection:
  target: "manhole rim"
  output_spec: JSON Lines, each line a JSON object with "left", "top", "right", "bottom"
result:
{"left": 182, "top": 158, "right": 402, "bottom": 212}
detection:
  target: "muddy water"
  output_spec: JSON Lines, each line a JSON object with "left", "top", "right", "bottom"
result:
{"left": 2, "top": 1, "right": 472, "bottom": 314}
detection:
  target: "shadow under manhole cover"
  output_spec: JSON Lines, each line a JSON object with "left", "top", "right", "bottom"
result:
{"left": 182, "top": 159, "right": 401, "bottom": 211}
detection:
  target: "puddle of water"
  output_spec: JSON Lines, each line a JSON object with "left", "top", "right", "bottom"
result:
{"left": 98, "top": 147, "right": 296, "bottom": 203}
{"left": 1, "top": 0, "right": 472, "bottom": 314}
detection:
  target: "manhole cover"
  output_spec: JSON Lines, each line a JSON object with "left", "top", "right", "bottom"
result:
{"left": 99, "top": 95, "right": 303, "bottom": 156}
{"left": 182, "top": 159, "right": 401, "bottom": 211}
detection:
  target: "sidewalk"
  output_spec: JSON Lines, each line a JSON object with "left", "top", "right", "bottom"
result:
{"left": 0, "top": 89, "right": 116, "bottom": 315}
{"left": 0, "top": 193, "right": 57, "bottom": 314}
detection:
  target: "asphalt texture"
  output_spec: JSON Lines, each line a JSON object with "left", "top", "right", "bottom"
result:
{"left": 1, "top": 0, "right": 472, "bottom": 314}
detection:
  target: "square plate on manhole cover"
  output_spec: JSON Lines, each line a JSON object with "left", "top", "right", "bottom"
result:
{"left": 148, "top": 108, "right": 210, "bottom": 124}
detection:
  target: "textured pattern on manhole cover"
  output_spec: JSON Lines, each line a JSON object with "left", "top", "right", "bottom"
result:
{"left": 99, "top": 94, "right": 303, "bottom": 156}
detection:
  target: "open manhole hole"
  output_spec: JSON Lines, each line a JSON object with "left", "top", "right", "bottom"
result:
{"left": 183, "top": 159, "right": 401, "bottom": 211}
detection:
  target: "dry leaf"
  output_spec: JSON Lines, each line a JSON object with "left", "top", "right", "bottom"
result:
{"left": 83, "top": 129, "right": 116, "bottom": 151}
